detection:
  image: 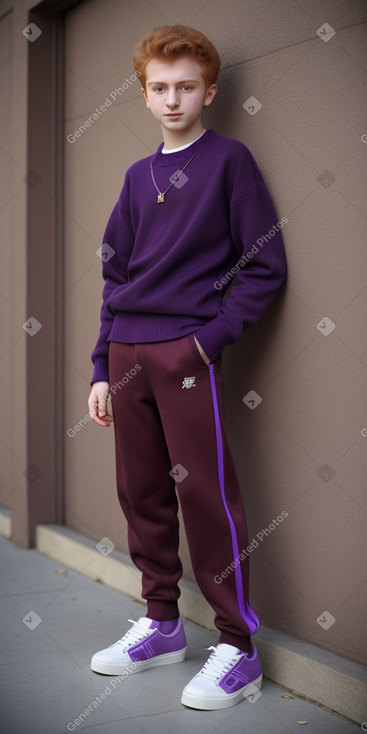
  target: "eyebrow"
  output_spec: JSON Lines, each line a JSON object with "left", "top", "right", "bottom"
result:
{"left": 147, "top": 79, "right": 199, "bottom": 87}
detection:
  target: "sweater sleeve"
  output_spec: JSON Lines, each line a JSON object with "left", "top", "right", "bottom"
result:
{"left": 90, "top": 190, "right": 134, "bottom": 384}
{"left": 194, "top": 158, "right": 287, "bottom": 362}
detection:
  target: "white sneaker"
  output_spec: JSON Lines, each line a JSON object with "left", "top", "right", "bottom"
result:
{"left": 181, "top": 643, "right": 263, "bottom": 710}
{"left": 91, "top": 617, "right": 187, "bottom": 675}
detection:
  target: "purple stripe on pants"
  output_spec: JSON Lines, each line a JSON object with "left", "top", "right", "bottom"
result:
{"left": 208, "top": 363, "right": 260, "bottom": 636}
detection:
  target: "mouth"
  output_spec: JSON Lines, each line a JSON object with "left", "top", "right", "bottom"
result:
{"left": 164, "top": 113, "right": 183, "bottom": 118}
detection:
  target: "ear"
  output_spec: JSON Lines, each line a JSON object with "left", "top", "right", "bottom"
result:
{"left": 203, "top": 83, "right": 217, "bottom": 108}
{"left": 141, "top": 87, "right": 150, "bottom": 108}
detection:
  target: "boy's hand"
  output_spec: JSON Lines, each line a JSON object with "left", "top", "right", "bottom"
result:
{"left": 194, "top": 335, "right": 211, "bottom": 365}
{"left": 88, "top": 381, "right": 114, "bottom": 427}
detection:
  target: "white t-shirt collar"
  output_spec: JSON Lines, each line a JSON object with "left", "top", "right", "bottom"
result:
{"left": 161, "top": 131, "right": 206, "bottom": 154}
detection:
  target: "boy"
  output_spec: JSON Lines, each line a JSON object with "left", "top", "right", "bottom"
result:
{"left": 88, "top": 25, "right": 287, "bottom": 710}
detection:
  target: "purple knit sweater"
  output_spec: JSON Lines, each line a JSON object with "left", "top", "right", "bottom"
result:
{"left": 91, "top": 129, "right": 287, "bottom": 384}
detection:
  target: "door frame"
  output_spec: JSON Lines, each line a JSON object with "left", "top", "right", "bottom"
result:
{"left": 12, "top": 0, "right": 80, "bottom": 545}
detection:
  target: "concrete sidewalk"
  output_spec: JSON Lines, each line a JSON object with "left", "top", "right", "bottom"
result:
{"left": 0, "top": 534, "right": 360, "bottom": 734}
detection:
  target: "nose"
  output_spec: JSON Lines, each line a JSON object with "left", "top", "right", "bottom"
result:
{"left": 166, "top": 87, "right": 179, "bottom": 108}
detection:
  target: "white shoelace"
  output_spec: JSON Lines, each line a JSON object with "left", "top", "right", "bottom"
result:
{"left": 114, "top": 619, "right": 153, "bottom": 652}
{"left": 199, "top": 646, "right": 239, "bottom": 682}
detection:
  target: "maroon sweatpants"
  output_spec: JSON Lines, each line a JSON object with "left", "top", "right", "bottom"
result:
{"left": 108, "top": 334, "right": 260, "bottom": 650}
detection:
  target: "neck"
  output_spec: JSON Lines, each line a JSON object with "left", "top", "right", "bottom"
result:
{"left": 161, "top": 121, "right": 206, "bottom": 150}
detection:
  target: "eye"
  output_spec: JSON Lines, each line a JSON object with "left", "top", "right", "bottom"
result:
{"left": 154, "top": 86, "right": 165, "bottom": 93}
{"left": 180, "top": 85, "right": 193, "bottom": 92}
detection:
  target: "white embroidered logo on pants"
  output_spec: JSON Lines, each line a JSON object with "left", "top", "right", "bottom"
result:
{"left": 182, "top": 376, "right": 196, "bottom": 389}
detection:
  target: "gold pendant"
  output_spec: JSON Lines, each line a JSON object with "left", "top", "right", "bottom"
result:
{"left": 157, "top": 192, "right": 165, "bottom": 203}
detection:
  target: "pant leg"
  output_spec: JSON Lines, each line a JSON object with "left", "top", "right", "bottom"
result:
{"left": 108, "top": 340, "right": 182, "bottom": 620}
{"left": 145, "top": 335, "right": 260, "bottom": 650}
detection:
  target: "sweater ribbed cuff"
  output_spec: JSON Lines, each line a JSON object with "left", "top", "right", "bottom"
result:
{"left": 195, "top": 318, "right": 237, "bottom": 362}
{"left": 91, "top": 357, "right": 109, "bottom": 386}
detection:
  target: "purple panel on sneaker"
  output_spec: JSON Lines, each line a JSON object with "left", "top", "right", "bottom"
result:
{"left": 219, "top": 649, "right": 262, "bottom": 694}
{"left": 152, "top": 618, "right": 178, "bottom": 634}
{"left": 128, "top": 620, "right": 186, "bottom": 662}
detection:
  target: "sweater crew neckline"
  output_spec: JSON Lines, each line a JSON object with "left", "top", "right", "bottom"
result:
{"left": 152, "top": 128, "right": 215, "bottom": 167}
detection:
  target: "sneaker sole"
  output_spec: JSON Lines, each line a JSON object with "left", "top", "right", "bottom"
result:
{"left": 181, "top": 674, "right": 263, "bottom": 710}
{"left": 91, "top": 647, "right": 187, "bottom": 676}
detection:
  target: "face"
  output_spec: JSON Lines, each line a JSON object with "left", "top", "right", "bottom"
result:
{"left": 142, "top": 57, "right": 217, "bottom": 135}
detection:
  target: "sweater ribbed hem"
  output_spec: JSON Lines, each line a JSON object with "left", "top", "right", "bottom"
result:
{"left": 92, "top": 312, "right": 236, "bottom": 383}
{"left": 108, "top": 312, "right": 208, "bottom": 344}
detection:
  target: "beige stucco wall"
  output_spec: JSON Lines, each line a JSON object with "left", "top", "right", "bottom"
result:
{"left": 1, "top": 0, "right": 366, "bottom": 666}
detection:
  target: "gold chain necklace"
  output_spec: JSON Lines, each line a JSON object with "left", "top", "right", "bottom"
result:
{"left": 150, "top": 150, "right": 198, "bottom": 203}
